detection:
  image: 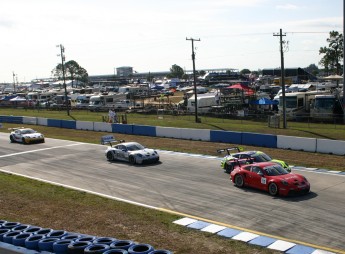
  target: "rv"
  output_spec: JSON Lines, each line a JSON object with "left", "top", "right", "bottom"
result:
{"left": 310, "top": 94, "right": 344, "bottom": 121}
{"left": 186, "top": 93, "right": 217, "bottom": 113}
{"left": 88, "top": 93, "right": 127, "bottom": 111}
{"left": 278, "top": 91, "right": 329, "bottom": 119}
{"left": 75, "top": 94, "right": 92, "bottom": 109}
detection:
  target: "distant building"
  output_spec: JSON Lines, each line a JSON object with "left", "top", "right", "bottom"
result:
{"left": 116, "top": 66, "right": 133, "bottom": 77}
{"left": 262, "top": 68, "right": 317, "bottom": 83}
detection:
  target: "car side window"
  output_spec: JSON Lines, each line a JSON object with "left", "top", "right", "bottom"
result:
{"left": 243, "top": 166, "right": 251, "bottom": 171}
{"left": 251, "top": 166, "right": 262, "bottom": 174}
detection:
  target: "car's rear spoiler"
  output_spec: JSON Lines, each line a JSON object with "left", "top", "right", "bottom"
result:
{"left": 101, "top": 135, "right": 125, "bottom": 146}
{"left": 216, "top": 146, "right": 243, "bottom": 155}
{"left": 8, "top": 127, "right": 25, "bottom": 131}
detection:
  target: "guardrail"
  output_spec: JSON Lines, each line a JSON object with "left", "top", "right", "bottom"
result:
{"left": 1, "top": 115, "right": 345, "bottom": 156}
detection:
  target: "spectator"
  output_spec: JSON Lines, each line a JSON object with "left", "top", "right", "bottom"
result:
{"left": 108, "top": 109, "right": 115, "bottom": 123}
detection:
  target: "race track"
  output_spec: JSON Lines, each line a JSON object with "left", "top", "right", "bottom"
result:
{"left": 0, "top": 133, "right": 344, "bottom": 252}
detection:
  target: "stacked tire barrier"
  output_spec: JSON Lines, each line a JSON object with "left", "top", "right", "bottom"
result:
{"left": 0, "top": 220, "right": 172, "bottom": 254}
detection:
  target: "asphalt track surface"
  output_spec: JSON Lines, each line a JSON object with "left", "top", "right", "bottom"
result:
{"left": 0, "top": 134, "right": 344, "bottom": 253}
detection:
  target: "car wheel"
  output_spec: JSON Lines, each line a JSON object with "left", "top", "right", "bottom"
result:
{"left": 129, "top": 156, "right": 136, "bottom": 165}
{"left": 10, "top": 136, "right": 15, "bottom": 143}
{"left": 268, "top": 183, "right": 279, "bottom": 196}
{"left": 224, "top": 163, "right": 233, "bottom": 174}
{"left": 234, "top": 174, "right": 244, "bottom": 187}
{"left": 106, "top": 151, "right": 115, "bottom": 161}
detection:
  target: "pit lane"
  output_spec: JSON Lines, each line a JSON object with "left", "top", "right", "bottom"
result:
{"left": 0, "top": 133, "right": 344, "bottom": 252}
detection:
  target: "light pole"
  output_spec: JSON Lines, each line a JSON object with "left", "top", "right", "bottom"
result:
{"left": 186, "top": 37, "right": 201, "bottom": 123}
{"left": 57, "top": 44, "right": 70, "bottom": 116}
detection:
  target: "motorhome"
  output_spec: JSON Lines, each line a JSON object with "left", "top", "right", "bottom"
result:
{"left": 88, "top": 93, "right": 127, "bottom": 111}
{"left": 310, "top": 94, "right": 344, "bottom": 121}
{"left": 75, "top": 94, "right": 92, "bottom": 109}
{"left": 186, "top": 93, "right": 217, "bottom": 113}
{"left": 278, "top": 91, "right": 329, "bottom": 119}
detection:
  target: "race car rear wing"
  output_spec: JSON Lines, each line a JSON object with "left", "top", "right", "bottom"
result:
{"left": 101, "top": 135, "right": 125, "bottom": 146}
{"left": 216, "top": 146, "right": 243, "bottom": 155}
{"left": 8, "top": 127, "right": 25, "bottom": 131}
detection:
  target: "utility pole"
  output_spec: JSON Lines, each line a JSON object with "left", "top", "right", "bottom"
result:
{"left": 12, "top": 72, "right": 16, "bottom": 93}
{"left": 186, "top": 37, "right": 201, "bottom": 123}
{"left": 343, "top": 0, "right": 345, "bottom": 122}
{"left": 57, "top": 44, "right": 70, "bottom": 116}
{"left": 273, "top": 29, "right": 287, "bottom": 129}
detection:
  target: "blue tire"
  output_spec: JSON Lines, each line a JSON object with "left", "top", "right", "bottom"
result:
{"left": 75, "top": 235, "right": 96, "bottom": 242}
{"left": 110, "top": 240, "right": 135, "bottom": 250}
{"left": 104, "top": 250, "right": 129, "bottom": 254}
{"left": 67, "top": 241, "right": 92, "bottom": 254}
{"left": 11, "top": 224, "right": 31, "bottom": 232}
{"left": 61, "top": 233, "right": 82, "bottom": 241}
{"left": 47, "top": 229, "right": 68, "bottom": 239}
{"left": 12, "top": 232, "right": 32, "bottom": 247}
{"left": 53, "top": 239, "right": 73, "bottom": 254}
{"left": 2, "top": 231, "right": 21, "bottom": 244}
{"left": 23, "top": 226, "right": 42, "bottom": 234}
{"left": 1, "top": 222, "right": 20, "bottom": 230}
{"left": 0, "top": 220, "right": 7, "bottom": 226}
{"left": 25, "top": 234, "right": 46, "bottom": 250}
{"left": 35, "top": 228, "right": 53, "bottom": 236}
{"left": 0, "top": 229, "right": 10, "bottom": 242}
{"left": 38, "top": 237, "right": 60, "bottom": 251}
{"left": 128, "top": 244, "right": 154, "bottom": 254}
{"left": 84, "top": 243, "right": 111, "bottom": 253}
{"left": 93, "top": 237, "right": 117, "bottom": 245}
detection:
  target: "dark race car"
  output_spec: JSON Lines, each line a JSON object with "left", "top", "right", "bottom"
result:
{"left": 217, "top": 147, "right": 290, "bottom": 173}
{"left": 230, "top": 161, "right": 310, "bottom": 196}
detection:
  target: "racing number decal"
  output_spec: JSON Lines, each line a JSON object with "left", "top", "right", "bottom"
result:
{"left": 261, "top": 177, "right": 267, "bottom": 185}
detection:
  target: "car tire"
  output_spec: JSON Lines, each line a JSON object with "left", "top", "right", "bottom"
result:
{"left": 268, "top": 183, "right": 279, "bottom": 196}
{"left": 224, "top": 163, "right": 233, "bottom": 174}
{"left": 106, "top": 151, "right": 115, "bottom": 161}
{"left": 10, "top": 136, "right": 15, "bottom": 143}
{"left": 234, "top": 174, "right": 244, "bottom": 187}
{"left": 129, "top": 156, "right": 136, "bottom": 165}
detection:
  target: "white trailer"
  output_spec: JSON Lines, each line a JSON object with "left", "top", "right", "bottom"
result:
{"left": 186, "top": 93, "right": 217, "bottom": 113}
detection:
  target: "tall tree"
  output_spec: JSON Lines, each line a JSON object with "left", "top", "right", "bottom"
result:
{"left": 168, "top": 64, "right": 184, "bottom": 79}
{"left": 319, "top": 31, "right": 343, "bottom": 75}
{"left": 304, "top": 64, "right": 319, "bottom": 76}
{"left": 51, "top": 60, "right": 88, "bottom": 87}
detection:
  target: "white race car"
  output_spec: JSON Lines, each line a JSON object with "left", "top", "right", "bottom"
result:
{"left": 105, "top": 141, "right": 159, "bottom": 165}
{"left": 9, "top": 127, "right": 45, "bottom": 144}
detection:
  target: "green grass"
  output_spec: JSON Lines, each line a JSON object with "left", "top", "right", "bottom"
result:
{"left": 0, "top": 107, "right": 343, "bottom": 253}
{"left": 1, "top": 108, "right": 344, "bottom": 140}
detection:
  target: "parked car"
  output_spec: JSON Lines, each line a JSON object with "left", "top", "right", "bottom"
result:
{"left": 230, "top": 161, "right": 310, "bottom": 196}
{"left": 9, "top": 127, "right": 45, "bottom": 144}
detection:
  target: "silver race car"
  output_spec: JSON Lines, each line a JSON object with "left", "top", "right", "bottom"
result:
{"left": 9, "top": 127, "right": 45, "bottom": 144}
{"left": 105, "top": 141, "right": 159, "bottom": 165}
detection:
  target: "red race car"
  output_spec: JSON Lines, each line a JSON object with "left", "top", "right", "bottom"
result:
{"left": 230, "top": 161, "right": 310, "bottom": 196}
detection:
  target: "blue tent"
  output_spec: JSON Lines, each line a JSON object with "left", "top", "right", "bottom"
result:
{"left": 250, "top": 98, "right": 278, "bottom": 105}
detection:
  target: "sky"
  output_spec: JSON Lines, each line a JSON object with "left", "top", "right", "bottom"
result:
{"left": 0, "top": 0, "right": 343, "bottom": 83}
